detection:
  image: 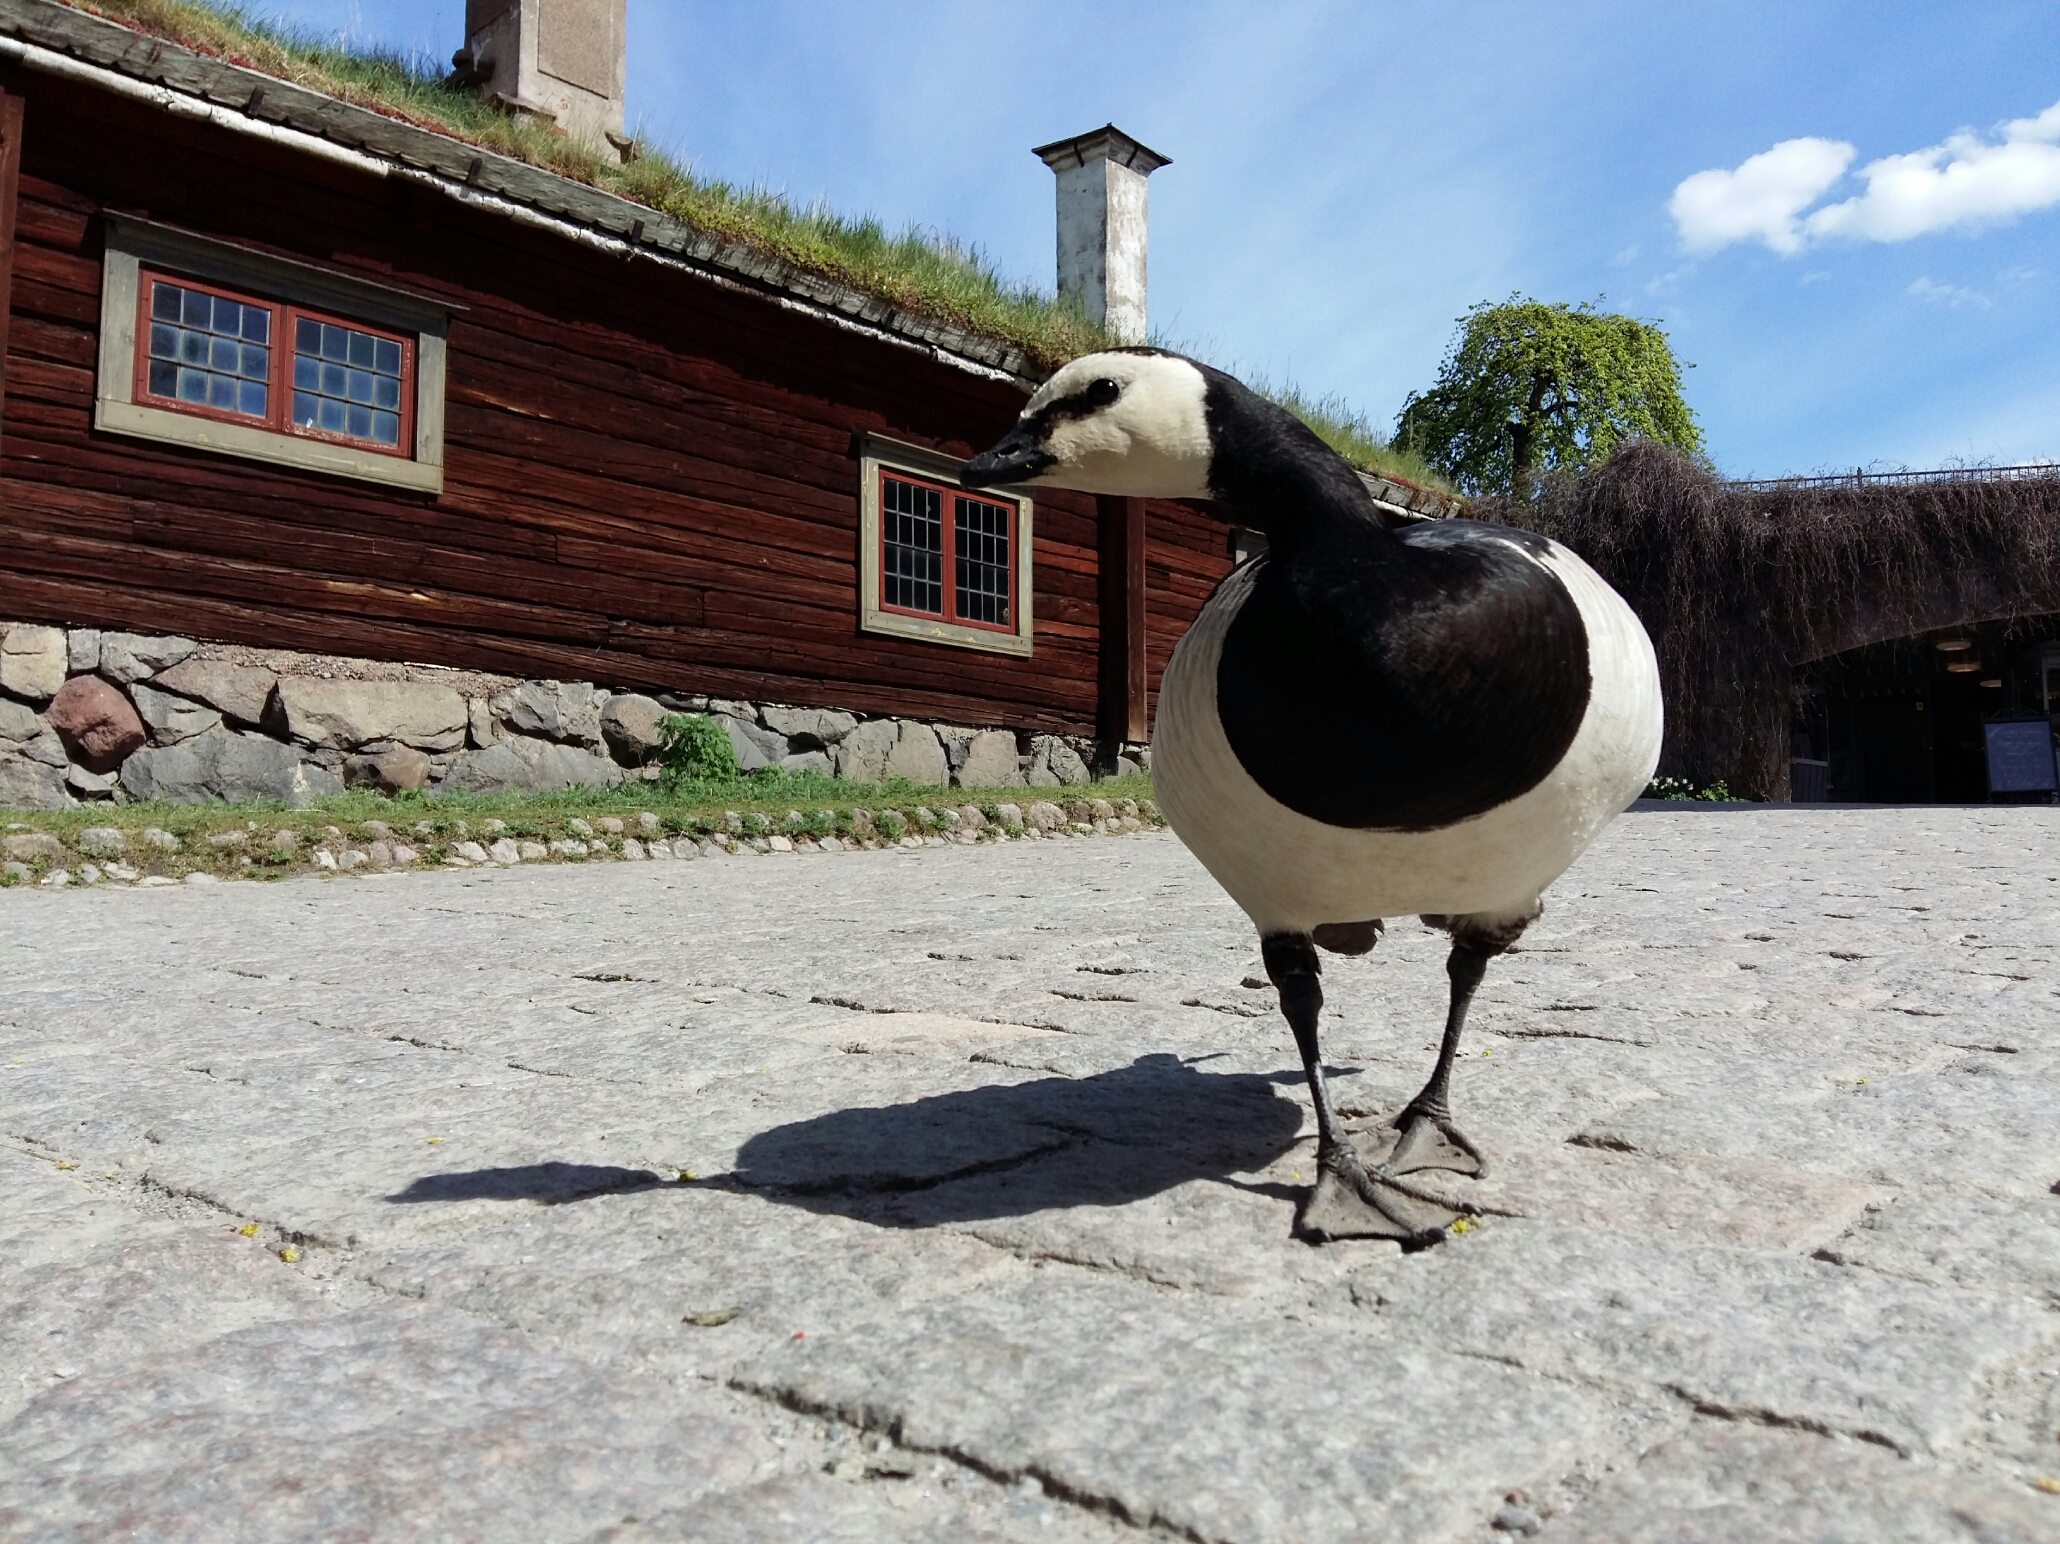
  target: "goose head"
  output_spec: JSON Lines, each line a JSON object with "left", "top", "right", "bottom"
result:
{"left": 962, "top": 348, "right": 1214, "bottom": 499}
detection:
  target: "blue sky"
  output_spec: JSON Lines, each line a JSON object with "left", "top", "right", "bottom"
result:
{"left": 255, "top": 2, "right": 2060, "bottom": 478}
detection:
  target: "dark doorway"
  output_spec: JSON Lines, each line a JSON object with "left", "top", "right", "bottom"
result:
{"left": 1798, "top": 613, "right": 2060, "bottom": 802}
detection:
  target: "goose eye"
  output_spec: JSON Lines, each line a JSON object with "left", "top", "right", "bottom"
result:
{"left": 1084, "top": 377, "right": 1121, "bottom": 407}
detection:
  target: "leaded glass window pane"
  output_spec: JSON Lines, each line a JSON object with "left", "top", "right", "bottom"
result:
{"left": 954, "top": 497, "right": 1012, "bottom": 626}
{"left": 882, "top": 475, "right": 943, "bottom": 615}
{"left": 291, "top": 317, "right": 405, "bottom": 447}
{"left": 145, "top": 279, "right": 270, "bottom": 420}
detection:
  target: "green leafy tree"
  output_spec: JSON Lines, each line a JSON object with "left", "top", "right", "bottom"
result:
{"left": 1396, "top": 297, "right": 1703, "bottom": 494}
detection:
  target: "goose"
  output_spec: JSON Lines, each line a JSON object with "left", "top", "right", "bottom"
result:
{"left": 963, "top": 348, "right": 1662, "bottom": 1245}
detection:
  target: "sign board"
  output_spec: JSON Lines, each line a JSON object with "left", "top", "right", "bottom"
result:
{"left": 1984, "top": 718, "right": 2058, "bottom": 793}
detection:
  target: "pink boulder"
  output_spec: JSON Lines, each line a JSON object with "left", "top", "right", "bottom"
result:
{"left": 44, "top": 675, "right": 146, "bottom": 772}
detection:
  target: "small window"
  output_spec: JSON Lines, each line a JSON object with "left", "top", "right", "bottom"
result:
{"left": 877, "top": 469, "right": 1018, "bottom": 634}
{"left": 856, "top": 434, "right": 1034, "bottom": 657}
{"left": 98, "top": 217, "right": 450, "bottom": 494}
{"left": 290, "top": 316, "right": 409, "bottom": 449}
{"left": 134, "top": 272, "right": 416, "bottom": 458}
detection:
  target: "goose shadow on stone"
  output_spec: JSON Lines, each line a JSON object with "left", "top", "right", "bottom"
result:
{"left": 722, "top": 1052, "right": 1312, "bottom": 1228}
{"left": 387, "top": 1161, "right": 674, "bottom": 1205}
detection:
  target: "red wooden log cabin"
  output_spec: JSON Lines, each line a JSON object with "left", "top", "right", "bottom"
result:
{"left": 0, "top": 0, "right": 1252, "bottom": 764}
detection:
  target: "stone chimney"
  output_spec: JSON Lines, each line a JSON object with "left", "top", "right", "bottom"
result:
{"left": 1032, "top": 125, "right": 1171, "bottom": 346}
{"left": 454, "top": 0, "right": 632, "bottom": 161}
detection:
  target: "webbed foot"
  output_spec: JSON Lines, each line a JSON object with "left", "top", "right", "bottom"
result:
{"left": 1382, "top": 1107, "right": 1487, "bottom": 1179}
{"left": 1294, "top": 1140, "right": 1457, "bottom": 1245}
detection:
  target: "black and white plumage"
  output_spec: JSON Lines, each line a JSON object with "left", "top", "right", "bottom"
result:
{"left": 964, "top": 349, "right": 1661, "bottom": 1245}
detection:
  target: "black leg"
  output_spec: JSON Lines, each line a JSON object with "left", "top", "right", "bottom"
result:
{"left": 1383, "top": 942, "right": 1492, "bottom": 1177}
{"left": 1263, "top": 932, "right": 1457, "bottom": 1245}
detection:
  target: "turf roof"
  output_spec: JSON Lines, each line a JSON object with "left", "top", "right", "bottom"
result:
{"left": 52, "top": 0, "right": 1446, "bottom": 489}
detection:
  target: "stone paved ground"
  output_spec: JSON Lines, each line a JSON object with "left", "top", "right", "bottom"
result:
{"left": 1, "top": 810, "right": 2058, "bottom": 1543}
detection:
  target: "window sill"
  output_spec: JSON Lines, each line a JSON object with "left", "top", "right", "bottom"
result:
{"left": 860, "top": 603, "right": 1034, "bottom": 657}
{"left": 94, "top": 398, "right": 444, "bottom": 494}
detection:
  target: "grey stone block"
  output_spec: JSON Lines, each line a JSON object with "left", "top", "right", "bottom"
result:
{"left": 118, "top": 729, "right": 336, "bottom": 806}
{"left": 1373, "top": 1219, "right": 2039, "bottom": 1454}
{"left": 130, "top": 683, "right": 223, "bottom": 746}
{"left": 117, "top": 733, "right": 214, "bottom": 803}
{"left": 0, "top": 1300, "right": 776, "bottom": 1542}
{"left": 466, "top": 696, "right": 500, "bottom": 749}
{"left": 732, "top": 1273, "right": 1617, "bottom": 1544}
{"left": 833, "top": 718, "right": 896, "bottom": 782}
{"left": 717, "top": 715, "right": 772, "bottom": 772}
{"left": 274, "top": 679, "right": 467, "bottom": 753}
{"left": 0, "top": 754, "right": 71, "bottom": 810}
{"left": 66, "top": 628, "right": 100, "bottom": 675}
{"left": 0, "top": 623, "right": 67, "bottom": 700}
{"left": 1027, "top": 735, "right": 1091, "bottom": 787}
{"left": 489, "top": 681, "right": 602, "bottom": 747}
{"left": 883, "top": 721, "right": 948, "bottom": 786}
{"left": 955, "top": 729, "right": 1024, "bottom": 788}
{"left": 599, "top": 693, "right": 668, "bottom": 766}
{"left": 760, "top": 705, "right": 858, "bottom": 747}
{"left": 1, "top": 830, "right": 63, "bottom": 860}
{"left": 0, "top": 695, "right": 42, "bottom": 743}
{"left": 97, "top": 632, "right": 198, "bottom": 685}
{"left": 149, "top": 659, "right": 278, "bottom": 726}
{"left": 15, "top": 729, "right": 66, "bottom": 768}
{"left": 441, "top": 737, "right": 624, "bottom": 794}
{"left": 1537, "top": 1423, "right": 2060, "bottom": 1543}
{"left": 344, "top": 746, "right": 435, "bottom": 794}
{"left": 64, "top": 765, "right": 121, "bottom": 799}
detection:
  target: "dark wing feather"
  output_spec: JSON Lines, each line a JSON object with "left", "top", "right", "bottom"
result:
{"left": 1215, "top": 522, "right": 1592, "bottom": 832}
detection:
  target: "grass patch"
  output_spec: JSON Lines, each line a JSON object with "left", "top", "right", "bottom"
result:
{"left": 62, "top": 1, "right": 1449, "bottom": 487}
{"left": 0, "top": 772, "right": 1163, "bottom": 883}
{"left": 1256, "top": 382, "right": 1449, "bottom": 490}
{"left": 69, "top": 0, "right": 1106, "bottom": 367}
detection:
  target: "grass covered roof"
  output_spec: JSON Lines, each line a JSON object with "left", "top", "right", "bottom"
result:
{"left": 55, "top": 0, "right": 1444, "bottom": 488}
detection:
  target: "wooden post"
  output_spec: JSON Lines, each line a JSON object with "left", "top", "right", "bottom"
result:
{"left": 1096, "top": 493, "right": 1147, "bottom": 748}
{"left": 0, "top": 92, "right": 21, "bottom": 462}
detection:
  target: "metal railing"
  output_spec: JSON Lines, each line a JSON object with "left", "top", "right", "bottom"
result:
{"left": 1730, "top": 462, "right": 2060, "bottom": 492}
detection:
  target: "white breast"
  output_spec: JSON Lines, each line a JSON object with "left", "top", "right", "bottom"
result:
{"left": 1152, "top": 537, "right": 1662, "bottom": 936}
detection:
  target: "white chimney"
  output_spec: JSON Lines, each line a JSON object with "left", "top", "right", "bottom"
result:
{"left": 455, "top": 0, "right": 633, "bottom": 161}
{"left": 1033, "top": 125, "right": 1171, "bottom": 345}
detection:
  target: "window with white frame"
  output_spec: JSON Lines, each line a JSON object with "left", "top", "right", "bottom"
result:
{"left": 856, "top": 433, "right": 1034, "bottom": 656}
{"left": 96, "top": 216, "right": 450, "bottom": 494}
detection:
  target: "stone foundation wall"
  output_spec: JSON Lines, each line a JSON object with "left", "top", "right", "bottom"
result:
{"left": 0, "top": 622, "right": 1139, "bottom": 810}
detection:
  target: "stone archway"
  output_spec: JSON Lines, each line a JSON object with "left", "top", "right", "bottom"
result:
{"left": 1481, "top": 446, "right": 2060, "bottom": 801}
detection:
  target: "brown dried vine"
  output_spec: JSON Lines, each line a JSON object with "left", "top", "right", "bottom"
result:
{"left": 1472, "top": 442, "right": 2060, "bottom": 798}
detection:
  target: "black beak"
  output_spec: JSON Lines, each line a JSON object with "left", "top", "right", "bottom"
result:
{"left": 961, "top": 424, "right": 1055, "bottom": 488}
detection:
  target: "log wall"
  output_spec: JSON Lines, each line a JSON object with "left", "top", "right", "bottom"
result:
{"left": 0, "top": 66, "right": 1234, "bottom": 737}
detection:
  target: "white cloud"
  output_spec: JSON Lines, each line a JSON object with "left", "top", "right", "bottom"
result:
{"left": 1673, "top": 98, "right": 2060, "bottom": 254}
{"left": 1668, "top": 137, "right": 1853, "bottom": 254}
{"left": 1907, "top": 276, "right": 1990, "bottom": 310}
{"left": 1806, "top": 101, "right": 2060, "bottom": 242}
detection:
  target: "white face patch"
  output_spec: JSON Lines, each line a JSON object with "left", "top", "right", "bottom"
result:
{"left": 1019, "top": 352, "right": 1214, "bottom": 499}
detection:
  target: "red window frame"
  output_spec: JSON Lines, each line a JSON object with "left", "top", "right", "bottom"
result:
{"left": 875, "top": 467, "right": 1020, "bottom": 634}
{"left": 133, "top": 268, "right": 417, "bottom": 459}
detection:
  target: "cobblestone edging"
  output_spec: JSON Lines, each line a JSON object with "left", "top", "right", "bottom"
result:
{"left": 2, "top": 796, "right": 1163, "bottom": 889}
{"left": 0, "top": 621, "right": 1127, "bottom": 811}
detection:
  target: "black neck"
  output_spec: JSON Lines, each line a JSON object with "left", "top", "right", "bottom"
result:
{"left": 1198, "top": 366, "right": 1399, "bottom": 567}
